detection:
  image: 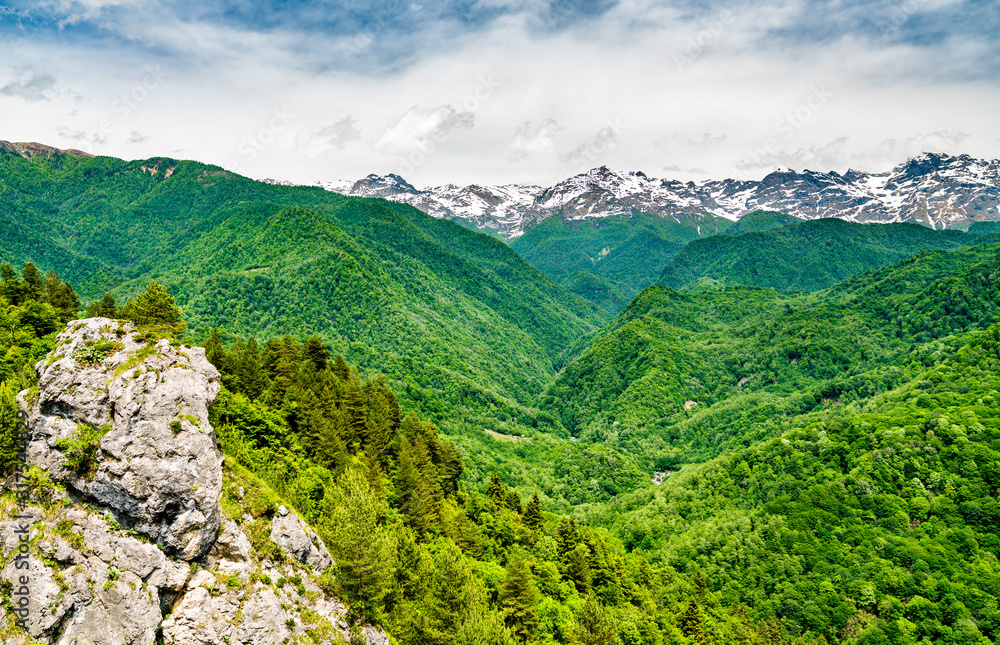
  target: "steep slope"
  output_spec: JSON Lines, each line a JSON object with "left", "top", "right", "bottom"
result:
{"left": 0, "top": 147, "right": 606, "bottom": 439}
{"left": 587, "top": 321, "right": 1000, "bottom": 643}
{"left": 509, "top": 210, "right": 731, "bottom": 311}
{"left": 658, "top": 219, "right": 976, "bottom": 291}
{"left": 542, "top": 243, "right": 1000, "bottom": 464}
{"left": 3, "top": 318, "right": 387, "bottom": 645}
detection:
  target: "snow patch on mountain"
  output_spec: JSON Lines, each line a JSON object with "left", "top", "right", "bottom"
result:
{"left": 315, "top": 153, "right": 1000, "bottom": 240}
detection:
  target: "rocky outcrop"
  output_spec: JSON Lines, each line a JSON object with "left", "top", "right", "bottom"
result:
{"left": 21, "top": 318, "right": 223, "bottom": 560}
{"left": 270, "top": 505, "right": 333, "bottom": 571}
{"left": 1, "top": 318, "right": 390, "bottom": 645}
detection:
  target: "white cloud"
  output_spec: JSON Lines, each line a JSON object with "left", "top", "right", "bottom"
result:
{"left": 559, "top": 125, "right": 622, "bottom": 166}
{"left": 1, "top": 0, "right": 996, "bottom": 187}
{"left": 0, "top": 66, "right": 58, "bottom": 102}
{"left": 508, "top": 118, "right": 560, "bottom": 163}
{"left": 373, "top": 105, "right": 475, "bottom": 157}
{"left": 298, "top": 117, "right": 363, "bottom": 157}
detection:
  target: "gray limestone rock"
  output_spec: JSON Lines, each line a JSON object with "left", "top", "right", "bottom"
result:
{"left": 2, "top": 319, "right": 391, "bottom": 645}
{"left": 269, "top": 510, "right": 333, "bottom": 571}
{"left": 22, "top": 318, "right": 223, "bottom": 560}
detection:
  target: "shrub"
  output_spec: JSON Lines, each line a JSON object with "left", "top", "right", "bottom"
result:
{"left": 55, "top": 423, "right": 112, "bottom": 478}
{"left": 73, "top": 339, "right": 124, "bottom": 367}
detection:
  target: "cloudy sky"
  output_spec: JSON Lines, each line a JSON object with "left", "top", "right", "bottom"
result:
{"left": 0, "top": 0, "right": 997, "bottom": 187}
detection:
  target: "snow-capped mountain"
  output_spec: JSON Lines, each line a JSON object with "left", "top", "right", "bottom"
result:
{"left": 317, "top": 153, "right": 1000, "bottom": 239}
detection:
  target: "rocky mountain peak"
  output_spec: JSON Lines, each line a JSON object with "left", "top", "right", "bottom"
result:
{"left": 319, "top": 152, "right": 1000, "bottom": 238}
{"left": 0, "top": 140, "right": 94, "bottom": 160}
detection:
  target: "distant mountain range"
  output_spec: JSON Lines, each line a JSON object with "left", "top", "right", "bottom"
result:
{"left": 315, "top": 153, "right": 1000, "bottom": 239}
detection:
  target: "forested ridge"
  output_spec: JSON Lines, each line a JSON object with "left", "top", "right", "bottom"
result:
{"left": 2, "top": 147, "right": 1000, "bottom": 643}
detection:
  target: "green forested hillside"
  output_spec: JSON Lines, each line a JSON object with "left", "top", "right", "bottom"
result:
{"left": 5, "top": 147, "right": 1000, "bottom": 644}
{"left": 543, "top": 244, "right": 1000, "bottom": 464}
{"left": 659, "top": 218, "right": 977, "bottom": 291}
{"left": 0, "top": 150, "right": 611, "bottom": 475}
{"left": 510, "top": 211, "right": 732, "bottom": 311}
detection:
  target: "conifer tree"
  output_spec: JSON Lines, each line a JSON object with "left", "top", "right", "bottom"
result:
{"left": 691, "top": 570, "right": 709, "bottom": 599}
{"left": 681, "top": 599, "right": 706, "bottom": 644}
{"left": 0, "top": 262, "right": 24, "bottom": 305}
{"left": 303, "top": 335, "right": 330, "bottom": 371}
{"left": 332, "top": 354, "right": 350, "bottom": 381}
{"left": 556, "top": 516, "right": 580, "bottom": 561}
{"left": 204, "top": 329, "right": 229, "bottom": 371}
{"left": 42, "top": 271, "right": 78, "bottom": 321}
{"left": 565, "top": 543, "right": 592, "bottom": 593}
{"left": 93, "top": 292, "right": 118, "bottom": 318}
{"left": 343, "top": 372, "right": 368, "bottom": 448}
{"left": 498, "top": 550, "right": 539, "bottom": 642}
{"left": 505, "top": 489, "right": 523, "bottom": 515}
{"left": 573, "top": 595, "right": 616, "bottom": 645}
{"left": 523, "top": 492, "right": 544, "bottom": 531}
{"left": 325, "top": 467, "right": 395, "bottom": 617}
{"left": 317, "top": 413, "right": 347, "bottom": 473}
{"left": 20, "top": 262, "right": 45, "bottom": 301}
{"left": 487, "top": 471, "right": 507, "bottom": 509}
{"left": 125, "top": 280, "right": 185, "bottom": 336}
{"left": 437, "top": 441, "right": 464, "bottom": 495}
{"left": 236, "top": 337, "right": 265, "bottom": 399}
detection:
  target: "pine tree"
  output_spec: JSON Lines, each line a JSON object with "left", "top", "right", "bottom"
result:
{"left": 523, "top": 493, "right": 543, "bottom": 531}
{"left": 573, "top": 595, "right": 616, "bottom": 645}
{"left": 331, "top": 354, "right": 350, "bottom": 381}
{"left": 691, "top": 570, "right": 709, "bottom": 599}
{"left": 498, "top": 550, "right": 539, "bottom": 642}
{"left": 505, "top": 489, "right": 523, "bottom": 515}
{"left": 317, "top": 413, "right": 347, "bottom": 473}
{"left": 437, "top": 440, "right": 464, "bottom": 495}
{"left": 758, "top": 618, "right": 785, "bottom": 645}
{"left": 126, "top": 280, "right": 185, "bottom": 336}
{"left": 556, "top": 516, "right": 580, "bottom": 561}
{"left": 1, "top": 262, "right": 24, "bottom": 305}
{"left": 565, "top": 543, "right": 592, "bottom": 594}
{"left": 487, "top": 472, "right": 507, "bottom": 509}
{"left": 20, "top": 262, "right": 45, "bottom": 301}
{"left": 681, "top": 599, "right": 706, "bottom": 644}
{"left": 325, "top": 467, "right": 395, "bottom": 617}
{"left": 394, "top": 438, "right": 419, "bottom": 513}
{"left": 364, "top": 382, "right": 396, "bottom": 465}
{"left": 42, "top": 271, "right": 78, "bottom": 321}
{"left": 93, "top": 292, "right": 118, "bottom": 318}
{"left": 236, "top": 337, "right": 265, "bottom": 399}
{"left": 426, "top": 542, "right": 486, "bottom": 641}
{"left": 343, "top": 371, "right": 367, "bottom": 448}
{"left": 303, "top": 335, "right": 330, "bottom": 371}
{"left": 362, "top": 446, "right": 385, "bottom": 496}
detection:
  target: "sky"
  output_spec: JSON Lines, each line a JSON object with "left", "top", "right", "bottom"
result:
{"left": 0, "top": 0, "right": 997, "bottom": 188}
